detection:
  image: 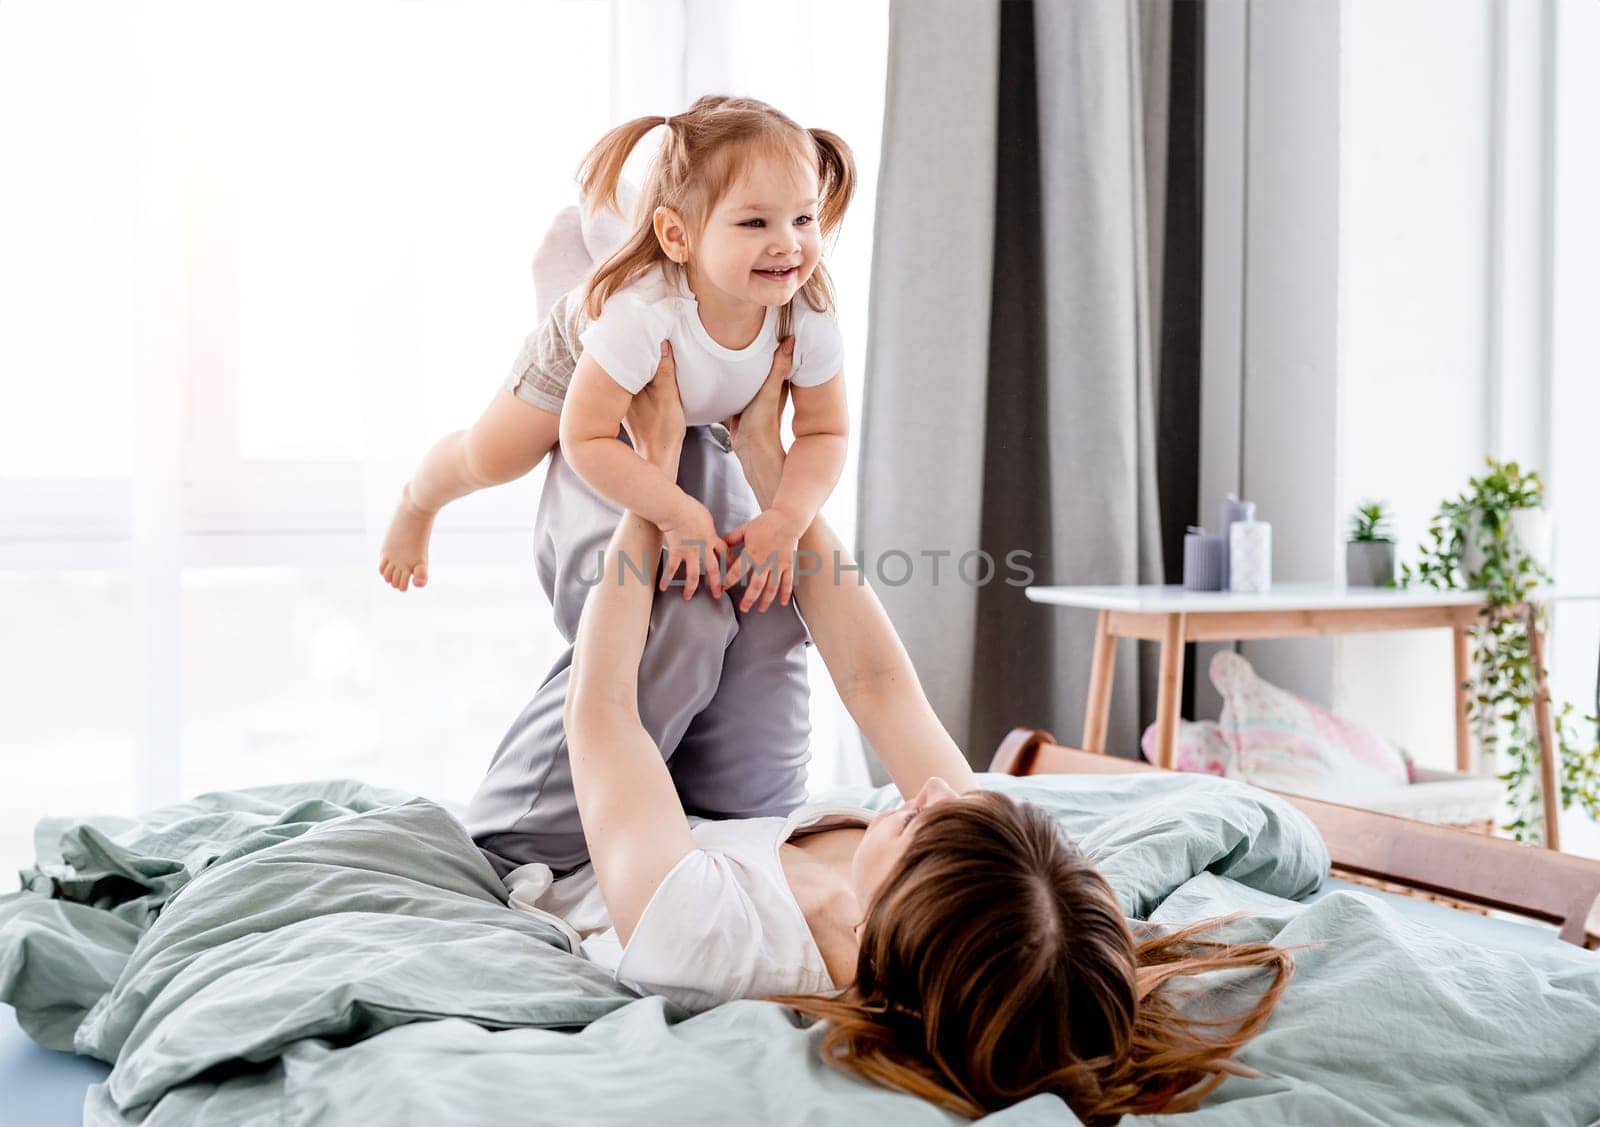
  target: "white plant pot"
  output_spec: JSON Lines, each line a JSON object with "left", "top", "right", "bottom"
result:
{"left": 1460, "top": 507, "right": 1552, "bottom": 584}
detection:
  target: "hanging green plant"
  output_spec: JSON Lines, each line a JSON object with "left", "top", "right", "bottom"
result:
{"left": 1399, "top": 457, "right": 1600, "bottom": 844}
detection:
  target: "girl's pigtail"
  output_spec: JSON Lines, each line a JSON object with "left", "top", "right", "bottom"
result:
{"left": 576, "top": 116, "right": 673, "bottom": 321}
{"left": 808, "top": 127, "right": 858, "bottom": 238}
{"left": 576, "top": 116, "right": 666, "bottom": 220}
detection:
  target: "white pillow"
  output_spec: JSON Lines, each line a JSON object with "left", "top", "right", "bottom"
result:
{"left": 1210, "top": 651, "right": 1412, "bottom": 801}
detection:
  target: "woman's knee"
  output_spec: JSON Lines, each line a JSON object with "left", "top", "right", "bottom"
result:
{"left": 639, "top": 589, "right": 738, "bottom": 704}
{"left": 648, "top": 586, "right": 738, "bottom": 656}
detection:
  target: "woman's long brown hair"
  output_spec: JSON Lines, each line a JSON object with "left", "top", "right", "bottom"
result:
{"left": 773, "top": 791, "right": 1294, "bottom": 1124}
{"left": 574, "top": 93, "right": 857, "bottom": 340}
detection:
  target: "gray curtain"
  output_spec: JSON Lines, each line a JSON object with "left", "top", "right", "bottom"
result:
{"left": 857, "top": 0, "right": 1191, "bottom": 775}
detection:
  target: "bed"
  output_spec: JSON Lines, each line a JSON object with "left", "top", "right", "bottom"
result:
{"left": 3, "top": 754, "right": 1598, "bottom": 1125}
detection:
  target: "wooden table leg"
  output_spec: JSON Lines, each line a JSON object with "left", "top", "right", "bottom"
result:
{"left": 1082, "top": 611, "right": 1116, "bottom": 754}
{"left": 1154, "top": 613, "right": 1186, "bottom": 769}
{"left": 1453, "top": 621, "right": 1473, "bottom": 773}
{"left": 1526, "top": 605, "right": 1561, "bottom": 851}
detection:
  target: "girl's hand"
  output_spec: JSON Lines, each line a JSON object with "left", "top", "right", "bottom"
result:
{"left": 659, "top": 497, "right": 728, "bottom": 601}
{"left": 627, "top": 341, "right": 712, "bottom": 595}
{"left": 723, "top": 507, "right": 802, "bottom": 612}
{"left": 622, "top": 341, "right": 687, "bottom": 467}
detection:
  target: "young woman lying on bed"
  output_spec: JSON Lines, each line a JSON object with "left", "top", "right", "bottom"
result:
{"left": 563, "top": 343, "right": 1293, "bottom": 1124}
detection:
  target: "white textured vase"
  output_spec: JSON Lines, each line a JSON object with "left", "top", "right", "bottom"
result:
{"left": 1460, "top": 507, "right": 1553, "bottom": 584}
{"left": 1229, "top": 521, "right": 1272, "bottom": 593}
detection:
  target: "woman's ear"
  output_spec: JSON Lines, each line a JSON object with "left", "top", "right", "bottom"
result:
{"left": 652, "top": 205, "right": 690, "bottom": 264}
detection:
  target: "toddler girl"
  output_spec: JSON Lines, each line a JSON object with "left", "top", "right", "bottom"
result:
{"left": 379, "top": 95, "right": 857, "bottom": 874}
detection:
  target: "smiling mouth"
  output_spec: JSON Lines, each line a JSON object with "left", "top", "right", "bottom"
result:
{"left": 753, "top": 266, "right": 798, "bottom": 281}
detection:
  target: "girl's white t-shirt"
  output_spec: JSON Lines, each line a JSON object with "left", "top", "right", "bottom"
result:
{"left": 504, "top": 800, "right": 873, "bottom": 1013}
{"left": 577, "top": 267, "right": 844, "bottom": 426}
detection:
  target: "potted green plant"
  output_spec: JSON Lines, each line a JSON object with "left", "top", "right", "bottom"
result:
{"left": 1400, "top": 457, "right": 1600, "bottom": 843}
{"left": 1345, "top": 500, "right": 1397, "bottom": 587}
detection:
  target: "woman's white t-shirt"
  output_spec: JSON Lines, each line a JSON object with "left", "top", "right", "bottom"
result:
{"left": 577, "top": 267, "right": 845, "bottom": 426}
{"left": 504, "top": 801, "right": 872, "bottom": 1013}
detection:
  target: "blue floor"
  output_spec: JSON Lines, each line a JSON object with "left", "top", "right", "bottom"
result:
{"left": 1, "top": 1004, "right": 108, "bottom": 1127}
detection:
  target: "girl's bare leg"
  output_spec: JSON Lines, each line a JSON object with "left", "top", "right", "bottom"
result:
{"left": 378, "top": 389, "right": 561, "bottom": 591}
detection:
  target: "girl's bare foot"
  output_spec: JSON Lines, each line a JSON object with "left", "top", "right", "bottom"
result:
{"left": 378, "top": 484, "right": 436, "bottom": 591}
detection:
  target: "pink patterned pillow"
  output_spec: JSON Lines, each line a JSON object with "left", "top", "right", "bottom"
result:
{"left": 1209, "top": 651, "right": 1412, "bottom": 798}
{"left": 1140, "top": 718, "right": 1234, "bottom": 775}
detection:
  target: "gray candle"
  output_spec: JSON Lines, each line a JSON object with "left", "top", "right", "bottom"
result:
{"left": 1217, "top": 493, "right": 1256, "bottom": 590}
{"left": 1182, "top": 527, "right": 1225, "bottom": 591}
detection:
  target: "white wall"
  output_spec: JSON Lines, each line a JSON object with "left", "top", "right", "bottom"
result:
{"left": 1206, "top": 0, "right": 1600, "bottom": 846}
{"left": 1200, "top": 0, "right": 1343, "bottom": 716}
{"left": 1234, "top": 0, "right": 1344, "bottom": 706}
{"left": 1334, "top": 0, "right": 1495, "bottom": 771}
{"left": 1548, "top": 0, "right": 1600, "bottom": 854}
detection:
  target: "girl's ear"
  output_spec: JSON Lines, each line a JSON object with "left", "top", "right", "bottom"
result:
{"left": 652, "top": 205, "right": 690, "bottom": 264}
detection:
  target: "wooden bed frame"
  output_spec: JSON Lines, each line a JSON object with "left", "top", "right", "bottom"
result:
{"left": 989, "top": 727, "right": 1600, "bottom": 949}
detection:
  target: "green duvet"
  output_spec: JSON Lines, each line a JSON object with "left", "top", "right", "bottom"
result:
{"left": 2, "top": 772, "right": 1596, "bottom": 1125}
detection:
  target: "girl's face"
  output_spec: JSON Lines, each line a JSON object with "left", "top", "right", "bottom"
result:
{"left": 849, "top": 776, "right": 962, "bottom": 920}
{"left": 672, "top": 154, "right": 822, "bottom": 314}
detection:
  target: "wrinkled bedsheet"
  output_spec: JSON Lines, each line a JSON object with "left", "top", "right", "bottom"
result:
{"left": 2, "top": 771, "right": 1596, "bottom": 1125}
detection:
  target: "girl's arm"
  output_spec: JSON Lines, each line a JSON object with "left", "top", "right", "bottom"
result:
{"left": 563, "top": 391, "right": 697, "bottom": 946}
{"left": 728, "top": 372, "right": 978, "bottom": 800}
{"left": 560, "top": 350, "right": 728, "bottom": 599}
{"left": 559, "top": 352, "right": 689, "bottom": 526}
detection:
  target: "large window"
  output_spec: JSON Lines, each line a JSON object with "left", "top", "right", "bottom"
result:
{"left": 0, "top": 1, "right": 889, "bottom": 878}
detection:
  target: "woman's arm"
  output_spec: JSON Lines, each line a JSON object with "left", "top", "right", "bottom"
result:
{"left": 564, "top": 358, "right": 697, "bottom": 946}
{"left": 725, "top": 364, "right": 978, "bottom": 800}
{"left": 793, "top": 512, "right": 978, "bottom": 799}
{"left": 769, "top": 372, "right": 848, "bottom": 527}
{"left": 721, "top": 369, "right": 849, "bottom": 613}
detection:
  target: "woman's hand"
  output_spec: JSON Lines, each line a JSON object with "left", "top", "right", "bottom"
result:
{"left": 722, "top": 336, "right": 793, "bottom": 509}
{"left": 622, "top": 341, "right": 687, "bottom": 471}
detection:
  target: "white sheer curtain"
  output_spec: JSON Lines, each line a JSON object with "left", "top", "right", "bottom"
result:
{"left": 0, "top": 0, "right": 888, "bottom": 879}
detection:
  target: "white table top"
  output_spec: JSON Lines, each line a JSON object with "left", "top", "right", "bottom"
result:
{"left": 1023, "top": 581, "right": 1600, "bottom": 613}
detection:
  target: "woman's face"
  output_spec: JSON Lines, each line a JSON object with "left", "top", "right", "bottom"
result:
{"left": 850, "top": 776, "right": 963, "bottom": 916}
{"left": 677, "top": 154, "right": 822, "bottom": 314}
